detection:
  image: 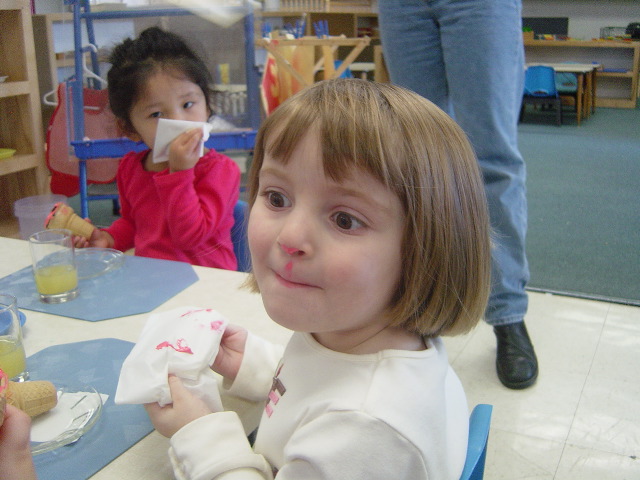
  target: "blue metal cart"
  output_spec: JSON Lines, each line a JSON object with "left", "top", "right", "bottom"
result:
{"left": 65, "top": 0, "right": 260, "bottom": 217}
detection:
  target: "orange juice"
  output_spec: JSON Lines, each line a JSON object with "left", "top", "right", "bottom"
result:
{"left": 0, "top": 338, "right": 26, "bottom": 380}
{"left": 34, "top": 264, "right": 78, "bottom": 295}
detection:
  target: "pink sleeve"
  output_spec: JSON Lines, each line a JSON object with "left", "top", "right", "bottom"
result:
{"left": 153, "top": 151, "right": 240, "bottom": 248}
{"left": 104, "top": 155, "right": 136, "bottom": 252}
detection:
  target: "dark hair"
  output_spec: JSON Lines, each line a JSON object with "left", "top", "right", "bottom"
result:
{"left": 107, "top": 27, "right": 212, "bottom": 133}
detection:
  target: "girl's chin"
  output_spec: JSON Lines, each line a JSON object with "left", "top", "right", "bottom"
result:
{"left": 263, "top": 298, "right": 317, "bottom": 330}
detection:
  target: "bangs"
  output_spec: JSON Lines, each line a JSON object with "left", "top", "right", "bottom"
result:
{"left": 262, "top": 80, "right": 406, "bottom": 188}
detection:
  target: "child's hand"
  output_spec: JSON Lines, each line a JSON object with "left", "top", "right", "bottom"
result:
{"left": 71, "top": 217, "right": 94, "bottom": 248}
{"left": 168, "top": 127, "right": 204, "bottom": 173}
{"left": 144, "top": 375, "right": 212, "bottom": 438}
{"left": 73, "top": 224, "right": 114, "bottom": 249}
{"left": 0, "top": 405, "right": 38, "bottom": 480}
{"left": 211, "top": 324, "right": 248, "bottom": 381}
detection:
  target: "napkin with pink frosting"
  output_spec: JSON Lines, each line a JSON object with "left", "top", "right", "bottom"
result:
{"left": 115, "top": 306, "right": 228, "bottom": 411}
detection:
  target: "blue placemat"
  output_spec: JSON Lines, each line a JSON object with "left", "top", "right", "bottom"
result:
{"left": 29, "top": 338, "right": 154, "bottom": 480}
{"left": 0, "top": 256, "right": 198, "bottom": 321}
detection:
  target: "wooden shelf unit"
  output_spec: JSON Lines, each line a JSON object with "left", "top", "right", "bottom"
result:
{"left": 260, "top": 10, "right": 379, "bottom": 63}
{"left": 0, "top": 0, "right": 47, "bottom": 219}
{"left": 524, "top": 39, "right": 640, "bottom": 109}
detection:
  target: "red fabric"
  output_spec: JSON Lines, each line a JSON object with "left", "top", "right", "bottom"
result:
{"left": 46, "top": 83, "right": 121, "bottom": 196}
{"left": 104, "top": 149, "right": 240, "bottom": 270}
{"left": 261, "top": 55, "right": 281, "bottom": 115}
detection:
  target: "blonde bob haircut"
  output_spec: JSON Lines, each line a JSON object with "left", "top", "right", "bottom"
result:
{"left": 246, "top": 78, "right": 491, "bottom": 337}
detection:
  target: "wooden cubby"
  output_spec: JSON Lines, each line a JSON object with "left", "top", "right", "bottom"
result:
{"left": 0, "top": 0, "right": 47, "bottom": 219}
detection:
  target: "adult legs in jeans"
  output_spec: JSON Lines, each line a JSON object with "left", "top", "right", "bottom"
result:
{"left": 379, "top": 0, "right": 538, "bottom": 389}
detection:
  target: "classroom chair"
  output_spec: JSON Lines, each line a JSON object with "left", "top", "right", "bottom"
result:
{"left": 519, "top": 65, "right": 563, "bottom": 126}
{"left": 232, "top": 200, "right": 251, "bottom": 273}
{"left": 460, "top": 404, "right": 493, "bottom": 480}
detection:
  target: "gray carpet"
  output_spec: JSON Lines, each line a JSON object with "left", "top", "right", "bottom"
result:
{"left": 519, "top": 106, "right": 640, "bottom": 305}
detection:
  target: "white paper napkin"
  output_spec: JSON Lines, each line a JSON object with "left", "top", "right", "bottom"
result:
{"left": 152, "top": 118, "right": 214, "bottom": 164}
{"left": 115, "top": 307, "right": 228, "bottom": 412}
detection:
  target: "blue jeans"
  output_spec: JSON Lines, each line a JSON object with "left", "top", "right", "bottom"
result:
{"left": 379, "top": 0, "right": 529, "bottom": 326}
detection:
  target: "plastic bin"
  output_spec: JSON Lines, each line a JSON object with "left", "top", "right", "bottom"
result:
{"left": 13, "top": 194, "right": 67, "bottom": 240}
{"left": 600, "top": 26, "right": 628, "bottom": 39}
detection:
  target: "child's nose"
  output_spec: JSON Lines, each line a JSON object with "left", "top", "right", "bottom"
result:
{"left": 280, "top": 244, "right": 302, "bottom": 256}
{"left": 277, "top": 212, "right": 312, "bottom": 257}
{"left": 166, "top": 111, "right": 184, "bottom": 121}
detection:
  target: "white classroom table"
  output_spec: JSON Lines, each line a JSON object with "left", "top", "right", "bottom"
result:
{"left": 0, "top": 237, "right": 291, "bottom": 480}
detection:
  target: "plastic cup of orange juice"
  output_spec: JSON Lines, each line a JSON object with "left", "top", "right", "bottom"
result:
{"left": 29, "top": 229, "right": 78, "bottom": 304}
{"left": 0, "top": 294, "right": 28, "bottom": 381}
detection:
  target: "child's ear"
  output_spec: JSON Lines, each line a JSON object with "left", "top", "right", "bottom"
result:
{"left": 116, "top": 118, "right": 141, "bottom": 142}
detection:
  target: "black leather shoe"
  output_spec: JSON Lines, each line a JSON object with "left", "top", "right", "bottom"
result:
{"left": 494, "top": 322, "right": 538, "bottom": 389}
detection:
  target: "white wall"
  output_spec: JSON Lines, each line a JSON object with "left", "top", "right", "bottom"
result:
{"left": 522, "top": 0, "right": 640, "bottom": 40}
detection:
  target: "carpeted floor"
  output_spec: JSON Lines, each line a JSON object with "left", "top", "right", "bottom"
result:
{"left": 519, "top": 106, "right": 640, "bottom": 305}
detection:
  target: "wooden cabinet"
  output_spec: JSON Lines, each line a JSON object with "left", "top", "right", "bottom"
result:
{"left": 524, "top": 39, "right": 640, "bottom": 109}
{"left": 0, "top": 0, "right": 47, "bottom": 219}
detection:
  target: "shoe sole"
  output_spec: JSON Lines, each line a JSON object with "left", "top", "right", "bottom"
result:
{"left": 497, "top": 365, "right": 538, "bottom": 390}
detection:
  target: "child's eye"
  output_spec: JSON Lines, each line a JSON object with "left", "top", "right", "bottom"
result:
{"left": 183, "top": 101, "right": 194, "bottom": 109}
{"left": 266, "top": 191, "right": 290, "bottom": 208}
{"left": 150, "top": 111, "right": 162, "bottom": 118}
{"left": 332, "top": 212, "right": 364, "bottom": 231}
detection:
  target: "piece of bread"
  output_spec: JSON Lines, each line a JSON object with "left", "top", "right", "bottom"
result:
{"left": 6, "top": 380, "right": 58, "bottom": 417}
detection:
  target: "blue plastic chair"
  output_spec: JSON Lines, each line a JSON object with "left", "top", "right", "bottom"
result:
{"left": 520, "top": 65, "right": 563, "bottom": 125}
{"left": 231, "top": 200, "right": 251, "bottom": 273}
{"left": 459, "top": 404, "right": 493, "bottom": 480}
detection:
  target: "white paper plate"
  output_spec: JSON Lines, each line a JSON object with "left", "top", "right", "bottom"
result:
{"left": 30, "top": 384, "right": 104, "bottom": 455}
{"left": 76, "top": 248, "right": 125, "bottom": 280}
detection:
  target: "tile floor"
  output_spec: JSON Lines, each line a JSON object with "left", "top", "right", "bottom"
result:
{"left": 1, "top": 216, "right": 638, "bottom": 479}
{"left": 444, "top": 293, "right": 640, "bottom": 479}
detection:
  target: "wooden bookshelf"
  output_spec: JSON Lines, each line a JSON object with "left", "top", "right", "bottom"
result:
{"left": 524, "top": 39, "right": 640, "bottom": 108}
{"left": 259, "top": 9, "right": 379, "bottom": 63}
{"left": 0, "top": 0, "right": 47, "bottom": 219}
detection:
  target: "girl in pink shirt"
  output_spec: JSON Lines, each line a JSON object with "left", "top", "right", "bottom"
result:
{"left": 76, "top": 27, "right": 240, "bottom": 270}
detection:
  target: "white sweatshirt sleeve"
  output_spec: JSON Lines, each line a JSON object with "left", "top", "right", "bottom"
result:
{"left": 222, "top": 332, "right": 285, "bottom": 401}
{"left": 169, "top": 412, "right": 274, "bottom": 480}
{"left": 168, "top": 410, "right": 430, "bottom": 480}
{"left": 217, "top": 333, "right": 285, "bottom": 435}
